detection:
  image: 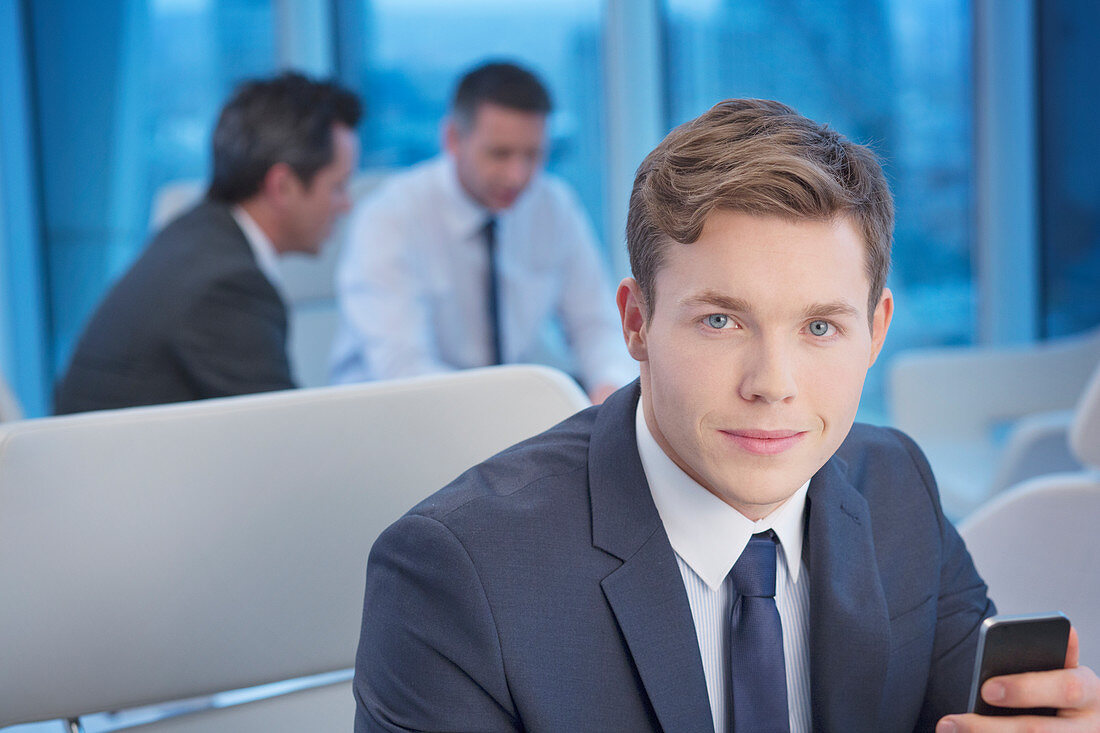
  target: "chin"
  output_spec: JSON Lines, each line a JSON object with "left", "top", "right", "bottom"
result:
{"left": 715, "top": 468, "right": 811, "bottom": 506}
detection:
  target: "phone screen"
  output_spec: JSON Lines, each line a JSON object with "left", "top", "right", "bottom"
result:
{"left": 968, "top": 612, "right": 1071, "bottom": 716}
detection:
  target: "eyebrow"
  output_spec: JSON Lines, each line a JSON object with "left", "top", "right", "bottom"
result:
{"left": 678, "top": 291, "right": 752, "bottom": 312}
{"left": 679, "top": 290, "right": 863, "bottom": 320}
{"left": 799, "top": 301, "right": 863, "bottom": 321}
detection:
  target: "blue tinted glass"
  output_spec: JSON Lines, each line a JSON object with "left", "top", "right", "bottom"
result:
{"left": 1038, "top": 1, "right": 1100, "bottom": 338}
{"left": 27, "top": 0, "right": 276, "bottom": 377}
{"left": 0, "top": 1, "right": 50, "bottom": 417}
{"left": 147, "top": 0, "right": 276, "bottom": 192}
{"left": 347, "top": 0, "right": 606, "bottom": 253}
{"left": 665, "top": 0, "right": 974, "bottom": 422}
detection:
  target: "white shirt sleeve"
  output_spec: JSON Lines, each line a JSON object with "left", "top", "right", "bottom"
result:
{"left": 332, "top": 160, "right": 638, "bottom": 390}
{"left": 334, "top": 189, "right": 457, "bottom": 382}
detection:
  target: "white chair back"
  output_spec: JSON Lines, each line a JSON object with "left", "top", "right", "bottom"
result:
{"left": 0, "top": 365, "right": 590, "bottom": 729}
{"left": 887, "top": 327, "right": 1100, "bottom": 519}
{"left": 889, "top": 327, "right": 1100, "bottom": 440}
{"left": 0, "top": 370, "right": 22, "bottom": 423}
{"left": 959, "top": 474, "right": 1100, "bottom": 670}
{"left": 148, "top": 180, "right": 206, "bottom": 232}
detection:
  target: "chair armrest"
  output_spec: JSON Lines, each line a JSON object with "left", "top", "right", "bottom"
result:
{"left": 989, "top": 409, "right": 1079, "bottom": 494}
{"left": 1070, "top": 362, "right": 1100, "bottom": 468}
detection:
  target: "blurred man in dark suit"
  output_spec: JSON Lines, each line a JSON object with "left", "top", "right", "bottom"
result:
{"left": 55, "top": 72, "right": 360, "bottom": 414}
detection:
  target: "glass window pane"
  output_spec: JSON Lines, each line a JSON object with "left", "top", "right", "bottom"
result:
{"left": 1038, "top": 0, "right": 1100, "bottom": 338}
{"left": 27, "top": 0, "right": 277, "bottom": 377}
{"left": 147, "top": 0, "right": 277, "bottom": 194}
{"left": 344, "top": 0, "right": 607, "bottom": 256}
{"left": 664, "top": 0, "right": 974, "bottom": 422}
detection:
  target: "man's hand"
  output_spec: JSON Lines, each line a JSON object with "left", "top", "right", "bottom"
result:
{"left": 937, "top": 628, "right": 1100, "bottom": 732}
{"left": 588, "top": 383, "right": 617, "bottom": 405}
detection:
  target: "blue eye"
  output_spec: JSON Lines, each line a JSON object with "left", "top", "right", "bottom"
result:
{"left": 705, "top": 314, "right": 729, "bottom": 329}
{"left": 808, "top": 320, "right": 833, "bottom": 337}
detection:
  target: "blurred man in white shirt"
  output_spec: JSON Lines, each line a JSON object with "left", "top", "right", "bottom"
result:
{"left": 330, "top": 61, "right": 634, "bottom": 403}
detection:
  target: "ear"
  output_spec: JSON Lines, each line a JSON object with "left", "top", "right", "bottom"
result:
{"left": 868, "top": 286, "right": 894, "bottom": 367}
{"left": 443, "top": 118, "right": 462, "bottom": 157}
{"left": 260, "top": 162, "right": 299, "bottom": 204}
{"left": 617, "top": 277, "right": 650, "bottom": 363}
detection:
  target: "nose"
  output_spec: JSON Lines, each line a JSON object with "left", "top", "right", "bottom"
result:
{"left": 738, "top": 336, "right": 798, "bottom": 404}
{"left": 502, "top": 155, "right": 535, "bottom": 190}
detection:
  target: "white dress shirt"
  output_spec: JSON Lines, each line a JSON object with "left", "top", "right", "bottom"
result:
{"left": 635, "top": 402, "right": 812, "bottom": 733}
{"left": 231, "top": 205, "right": 285, "bottom": 298}
{"left": 329, "top": 155, "right": 636, "bottom": 390}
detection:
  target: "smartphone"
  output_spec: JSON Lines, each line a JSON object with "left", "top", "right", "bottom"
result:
{"left": 967, "top": 612, "right": 1071, "bottom": 716}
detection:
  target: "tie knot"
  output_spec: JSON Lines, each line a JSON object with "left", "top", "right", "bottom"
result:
{"left": 484, "top": 217, "right": 497, "bottom": 241}
{"left": 730, "top": 531, "right": 777, "bottom": 598}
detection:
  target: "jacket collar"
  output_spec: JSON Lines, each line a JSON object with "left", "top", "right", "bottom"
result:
{"left": 804, "top": 452, "right": 891, "bottom": 730}
{"left": 589, "top": 381, "right": 716, "bottom": 733}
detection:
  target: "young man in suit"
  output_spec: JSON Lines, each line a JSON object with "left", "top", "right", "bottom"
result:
{"left": 354, "top": 100, "right": 1099, "bottom": 731}
{"left": 54, "top": 72, "right": 360, "bottom": 414}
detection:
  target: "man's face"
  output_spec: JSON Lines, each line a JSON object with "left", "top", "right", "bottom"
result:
{"left": 618, "top": 210, "right": 893, "bottom": 520}
{"left": 446, "top": 102, "right": 546, "bottom": 212}
{"left": 284, "top": 123, "right": 359, "bottom": 255}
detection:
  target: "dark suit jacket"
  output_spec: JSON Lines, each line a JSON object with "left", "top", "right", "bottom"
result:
{"left": 354, "top": 382, "right": 994, "bottom": 732}
{"left": 54, "top": 200, "right": 295, "bottom": 414}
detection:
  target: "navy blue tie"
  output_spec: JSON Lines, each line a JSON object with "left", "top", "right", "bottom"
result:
{"left": 729, "top": 530, "right": 789, "bottom": 732}
{"left": 484, "top": 217, "right": 503, "bottom": 365}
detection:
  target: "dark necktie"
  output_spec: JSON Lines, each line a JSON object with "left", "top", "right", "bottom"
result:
{"left": 484, "top": 217, "right": 503, "bottom": 365}
{"left": 729, "top": 530, "right": 789, "bottom": 732}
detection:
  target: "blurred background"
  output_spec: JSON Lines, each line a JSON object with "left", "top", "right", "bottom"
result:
{"left": 2, "top": 2, "right": 1100, "bottom": 731}
{"left": 0, "top": 0, "right": 1097, "bottom": 422}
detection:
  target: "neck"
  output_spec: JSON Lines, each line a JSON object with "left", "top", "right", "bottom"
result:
{"left": 237, "top": 197, "right": 288, "bottom": 254}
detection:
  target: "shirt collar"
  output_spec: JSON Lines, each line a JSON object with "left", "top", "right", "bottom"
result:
{"left": 437, "top": 154, "right": 493, "bottom": 240}
{"left": 230, "top": 205, "right": 285, "bottom": 295}
{"left": 635, "top": 400, "right": 808, "bottom": 591}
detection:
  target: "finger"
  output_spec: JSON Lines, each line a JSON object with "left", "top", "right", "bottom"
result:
{"left": 983, "top": 666, "right": 1096, "bottom": 711}
{"left": 938, "top": 712, "right": 1093, "bottom": 732}
{"left": 1067, "top": 627, "right": 1079, "bottom": 669}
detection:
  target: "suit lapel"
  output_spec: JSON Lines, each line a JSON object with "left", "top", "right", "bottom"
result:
{"left": 589, "top": 383, "right": 714, "bottom": 733}
{"left": 805, "top": 456, "right": 890, "bottom": 731}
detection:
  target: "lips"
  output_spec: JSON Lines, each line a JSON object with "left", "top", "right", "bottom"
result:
{"left": 492, "top": 189, "right": 522, "bottom": 208}
{"left": 720, "top": 428, "right": 807, "bottom": 456}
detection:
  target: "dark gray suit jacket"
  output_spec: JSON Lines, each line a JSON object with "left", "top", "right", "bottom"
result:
{"left": 54, "top": 200, "right": 294, "bottom": 414}
{"left": 355, "top": 382, "right": 994, "bottom": 732}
